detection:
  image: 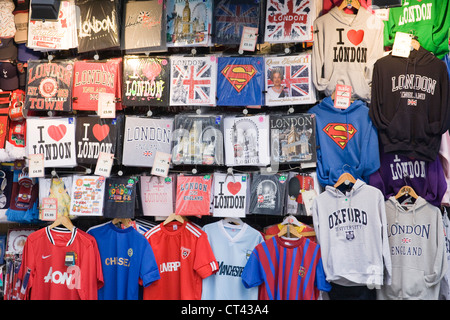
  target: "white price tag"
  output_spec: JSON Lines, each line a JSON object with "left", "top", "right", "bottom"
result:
{"left": 392, "top": 32, "right": 412, "bottom": 58}
{"left": 239, "top": 27, "right": 258, "bottom": 52}
{"left": 97, "top": 92, "right": 116, "bottom": 118}
{"left": 374, "top": 8, "right": 389, "bottom": 21}
{"left": 334, "top": 84, "right": 352, "bottom": 109}
{"left": 41, "top": 197, "right": 58, "bottom": 221}
{"left": 151, "top": 151, "right": 171, "bottom": 177}
{"left": 28, "top": 153, "right": 45, "bottom": 177}
{"left": 94, "top": 152, "right": 114, "bottom": 177}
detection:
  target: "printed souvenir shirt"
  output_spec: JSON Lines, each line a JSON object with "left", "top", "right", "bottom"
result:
{"left": 18, "top": 227, "right": 104, "bottom": 300}
{"left": 241, "top": 235, "right": 331, "bottom": 300}
{"left": 87, "top": 222, "right": 160, "bottom": 300}
{"left": 383, "top": 0, "right": 450, "bottom": 60}
{"left": 201, "top": 220, "right": 264, "bottom": 300}
{"left": 308, "top": 97, "right": 380, "bottom": 187}
{"left": 143, "top": 221, "right": 218, "bottom": 300}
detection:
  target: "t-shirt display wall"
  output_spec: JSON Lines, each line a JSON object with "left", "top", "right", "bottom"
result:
{"left": 0, "top": 0, "right": 449, "bottom": 302}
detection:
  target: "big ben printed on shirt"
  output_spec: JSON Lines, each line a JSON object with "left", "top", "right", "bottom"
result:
{"left": 166, "top": 0, "right": 213, "bottom": 47}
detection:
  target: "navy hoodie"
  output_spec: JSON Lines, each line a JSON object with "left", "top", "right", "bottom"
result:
{"left": 369, "top": 46, "right": 450, "bottom": 162}
{"left": 309, "top": 97, "right": 380, "bottom": 187}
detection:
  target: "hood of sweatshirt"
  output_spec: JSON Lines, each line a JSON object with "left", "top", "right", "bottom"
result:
{"left": 328, "top": 5, "right": 371, "bottom": 28}
{"left": 319, "top": 96, "right": 367, "bottom": 115}
{"left": 324, "top": 178, "right": 366, "bottom": 210}
{"left": 386, "top": 195, "right": 428, "bottom": 226}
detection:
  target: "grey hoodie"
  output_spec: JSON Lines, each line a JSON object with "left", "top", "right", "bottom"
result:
{"left": 377, "top": 196, "right": 448, "bottom": 300}
{"left": 312, "top": 6, "right": 384, "bottom": 102}
{"left": 312, "top": 179, "right": 392, "bottom": 287}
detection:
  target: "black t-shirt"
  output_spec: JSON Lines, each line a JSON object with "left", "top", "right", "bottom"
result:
{"left": 248, "top": 173, "right": 287, "bottom": 215}
{"left": 103, "top": 176, "right": 138, "bottom": 218}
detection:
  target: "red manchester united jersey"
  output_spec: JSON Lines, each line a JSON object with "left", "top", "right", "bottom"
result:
{"left": 18, "top": 227, "right": 104, "bottom": 300}
{"left": 143, "top": 221, "right": 218, "bottom": 300}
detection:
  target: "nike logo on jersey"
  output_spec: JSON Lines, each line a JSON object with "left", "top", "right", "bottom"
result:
{"left": 42, "top": 255, "right": 51, "bottom": 259}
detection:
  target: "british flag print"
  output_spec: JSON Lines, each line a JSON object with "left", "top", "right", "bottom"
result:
{"left": 170, "top": 56, "right": 217, "bottom": 106}
{"left": 264, "top": 53, "right": 316, "bottom": 106}
{"left": 213, "top": 0, "right": 261, "bottom": 45}
{"left": 264, "top": 0, "right": 314, "bottom": 43}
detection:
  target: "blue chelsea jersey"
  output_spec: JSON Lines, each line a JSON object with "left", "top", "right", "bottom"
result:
{"left": 88, "top": 222, "right": 160, "bottom": 300}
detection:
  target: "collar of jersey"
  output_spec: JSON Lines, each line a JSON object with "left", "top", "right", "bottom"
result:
{"left": 160, "top": 220, "right": 187, "bottom": 235}
{"left": 45, "top": 226, "right": 77, "bottom": 247}
{"left": 219, "top": 220, "right": 248, "bottom": 243}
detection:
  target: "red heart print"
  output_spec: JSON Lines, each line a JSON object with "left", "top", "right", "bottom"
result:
{"left": 347, "top": 29, "right": 364, "bottom": 46}
{"left": 227, "top": 182, "right": 241, "bottom": 195}
{"left": 92, "top": 124, "right": 110, "bottom": 142}
{"left": 47, "top": 124, "right": 67, "bottom": 142}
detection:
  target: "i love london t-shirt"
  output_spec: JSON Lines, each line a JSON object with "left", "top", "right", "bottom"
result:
{"left": 211, "top": 172, "right": 249, "bottom": 218}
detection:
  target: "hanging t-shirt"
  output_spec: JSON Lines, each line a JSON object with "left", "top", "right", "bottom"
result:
{"left": 143, "top": 220, "right": 218, "bottom": 300}
{"left": 87, "top": 221, "right": 160, "bottom": 300}
{"left": 140, "top": 175, "right": 176, "bottom": 217}
{"left": 270, "top": 113, "right": 317, "bottom": 165}
{"left": 172, "top": 114, "right": 224, "bottom": 166}
{"left": 72, "top": 59, "right": 123, "bottom": 111}
{"left": 175, "top": 174, "right": 212, "bottom": 216}
{"left": 170, "top": 55, "right": 217, "bottom": 107}
{"left": 223, "top": 114, "right": 270, "bottom": 167}
{"left": 69, "top": 175, "right": 106, "bottom": 216}
{"left": 122, "top": 0, "right": 166, "bottom": 53}
{"left": 103, "top": 176, "right": 138, "bottom": 219}
{"left": 24, "top": 61, "right": 74, "bottom": 112}
{"left": 201, "top": 220, "right": 264, "bottom": 300}
{"left": 264, "top": 54, "right": 316, "bottom": 106}
{"left": 122, "top": 116, "right": 173, "bottom": 167}
{"left": 217, "top": 56, "right": 264, "bottom": 106}
{"left": 75, "top": 115, "right": 123, "bottom": 166}
{"left": 18, "top": 227, "right": 104, "bottom": 300}
{"left": 248, "top": 173, "right": 288, "bottom": 215}
{"left": 38, "top": 177, "right": 73, "bottom": 218}
{"left": 264, "top": 0, "right": 314, "bottom": 43}
{"left": 76, "top": 0, "right": 120, "bottom": 53}
{"left": 122, "top": 56, "right": 170, "bottom": 106}
{"left": 241, "top": 236, "right": 331, "bottom": 300}
{"left": 26, "top": 117, "right": 77, "bottom": 168}
{"left": 211, "top": 172, "right": 249, "bottom": 218}
{"left": 213, "top": 0, "right": 263, "bottom": 45}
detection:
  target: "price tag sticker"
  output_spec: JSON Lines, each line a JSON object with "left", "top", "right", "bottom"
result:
{"left": 97, "top": 92, "right": 116, "bottom": 118}
{"left": 41, "top": 197, "right": 58, "bottom": 221}
{"left": 392, "top": 32, "right": 412, "bottom": 58}
{"left": 151, "top": 151, "right": 171, "bottom": 177}
{"left": 28, "top": 153, "right": 45, "bottom": 177}
{"left": 239, "top": 27, "right": 258, "bottom": 52}
{"left": 94, "top": 152, "right": 114, "bottom": 177}
{"left": 334, "top": 84, "right": 352, "bottom": 109}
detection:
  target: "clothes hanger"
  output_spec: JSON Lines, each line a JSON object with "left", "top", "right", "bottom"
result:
{"left": 223, "top": 217, "right": 244, "bottom": 228}
{"left": 163, "top": 212, "right": 186, "bottom": 225}
{"left": 395, "top": 185, "right": 418, "bottom": 200}
{"left": 334, "top": 172, "right": 356, "bottom": 188}
{"left": 48, "top": 214, "right": 74, "bottom": 232}
{"left": 338, "top": 0, "right": 360, "bottom": 10}
{"left": 111, "top": 218, "right": 132, "bottom": 228}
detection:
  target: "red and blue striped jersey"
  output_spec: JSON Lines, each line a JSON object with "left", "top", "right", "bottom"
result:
{"left": 242, "top": 235, "right": 331, "bottom": 300}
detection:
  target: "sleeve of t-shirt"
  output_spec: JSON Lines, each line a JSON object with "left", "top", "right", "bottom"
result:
{"left": 194, "top": 232, "right": 218, "bottom": 279}
{"left": 314, "top": 251, "right": 331, "bottom": 292}
{"left": 140, "top": 240, "right": 161, "bottom": 287}
{"left": 17, "top": 237, "right": 36, "bottom": 298}
{"left": 241, "top": 248, "right": 264, "bottom": 289}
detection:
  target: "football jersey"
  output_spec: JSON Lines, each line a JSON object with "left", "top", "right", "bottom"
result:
{"left": 241, "top": 235, "right": 331, "bottom": 300}
{"left": 143, "top": 221, "right": 218, "bottom": 300}
{"left": 201, "top": 220, "right": 264, "bottom": 300}
{"left": 87, "top": 222, "right": 160, "bottom": 300}
{"left": 18, "top": 227, "right": 104, "bottom": 300}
